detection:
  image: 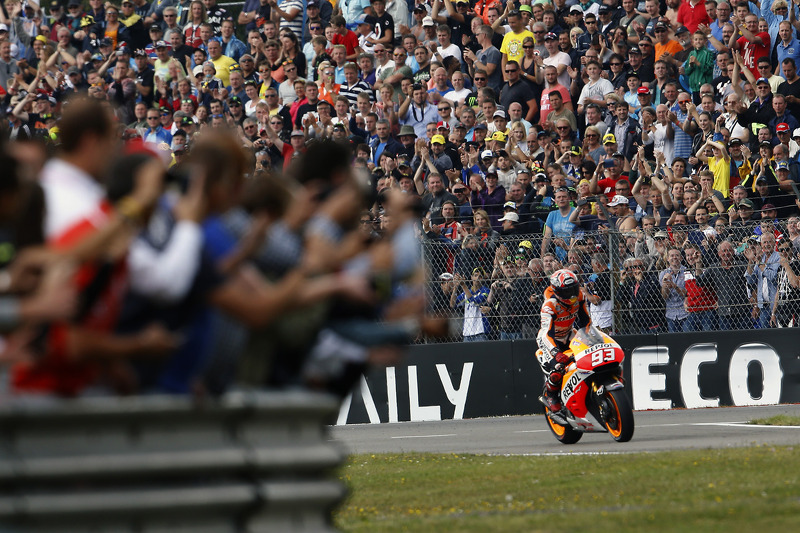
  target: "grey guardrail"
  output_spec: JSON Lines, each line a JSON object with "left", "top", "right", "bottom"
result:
{"left": 0, "top": 391, "right": 347, "bottom": 532}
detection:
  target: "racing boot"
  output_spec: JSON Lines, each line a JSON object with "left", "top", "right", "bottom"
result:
{"left": 543, "top": 378, "right": 563, "bottom": 412}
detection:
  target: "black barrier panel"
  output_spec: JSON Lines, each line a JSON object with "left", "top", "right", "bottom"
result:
{"left": 628, "top": 329, "right": 800, "bottom": 411}
{"left": 342, "top": 341, "right": 515, "bottom": 424}
{"left": 341, "top": 330, "right": 800, "bottom": 424}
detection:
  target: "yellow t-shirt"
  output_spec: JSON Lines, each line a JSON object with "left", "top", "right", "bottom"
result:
{"left": 501, "top": 30, "right": 535, "bottom": 65}
{"left": 211, "top": 54, "right": 237, "bottom": 87}
{"left": 708, "top": 156, "right": 731, "bottom": 198}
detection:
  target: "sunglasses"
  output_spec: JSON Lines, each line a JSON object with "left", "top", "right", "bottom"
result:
{"left": 474, "top": 77, "right": 486, "bottom": 81}
{"left": 505, "top": 69, "right": 518, "bottom": 73}
{"left": 522, "top": 45, "right": 534, "bottom": 49}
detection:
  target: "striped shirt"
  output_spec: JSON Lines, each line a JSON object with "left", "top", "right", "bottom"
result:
{"left": 278, "top": 0, "right": 304, "bottom": 39}
{"left": 672, "top": 104, "right": 693, "bottom": 160}
{"left": 338, "top": 80, "right": 374, "bottom": 108}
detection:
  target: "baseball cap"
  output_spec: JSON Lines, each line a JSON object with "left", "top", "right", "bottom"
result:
{"left": 756, "top": 176, "right": 769, "bottom": 184}
{"left": 570, "top": 4, "right": 582, "bottom": 12}
{"left": 569, "top": 146, "right": 582, "bottom": 155}
{"left": 481, "top": 149, "right": 494, "bottom": 159}
{"left": 756, "top": 77, "right": 770, "bottom": 86}
{"left": 413, "top": 6, "right": 426, "bottom": 13}
{"left": 492, "top": 109, "right": 507, "bottom": 119}
{"left": 654, "top": 21, "right": 668, "bottom": 31}
{"left": 67, "top": 66, "right": 80, "bottom": 75}
{"left": 91, "top": 53, "right": 104, "bottom": 61}
{"left": 498, "top": 212, "right": 520, "bottom": 222}
{"left": 777, "top": 122, "right": 790, "bottom": 132}
{"left": 654, "top": 231, "right": 669, "bottom": 239}
{"left": 291, "top": 130, "right": 305, "bottom": 137}
{"left": 519, "top": 5, "right": 532, "bottom": 13}
{"left": 760, "top": 139, "right": 774, "bottom": 147}
{"left": 544, "top": 32, "right": 558, "bottom": 41}
{"left": 776, "top": 161, "right": 790, "bottom": 171}
{"left": 675, "top": 25, "right": 690, "bottom": 34}
{"left": 133, "top": 48, "right": 147, "bottom": 57}
{"left": 474, "top": 122, "right": 488, "bottom": 130}
{"left": 180, "top": 116, "right": 194, "bottom": 126}
{"left": 307, "top": 0, "right": 319, "bottom": 6}
{"left": 150, "top": 24, "right": 163, "bottom": 32}
{"left": 437, "top": 120, "right": 451, "bottom": 129}
{"left": 431, "top": 134, "right": 446, "bottom": 144}
{"left": 763, "top": 203, "right": 778, "bottom": 211}
{"left": 422, "top": 16, "right": 435, "bottom": 27}
{"left": 729, "top": 137, "right": 743, "bottom": 146}
{"left": 739, "top": 199, "right": 754, "bottom": 209}
{"left": 598, "top": 5, "right": 611, "bottom": 13}
{"left": 229, "top": 96, "right": 242, "bottom": 105}
{"left": 603, "top": 133, "right": 617, "bottom": 145}
{"left": 608, "top": 195, "right": 628, "bottom": 207}
{"left": 794, "top": 128, "right": 800, "bottom": 138}
{"left": 629, "top": 46, "right": 641, "bottom": 55}
{"left": 155, "top": 40, "right": 169, "bottom": 49}
{"left": 99, "top": 37, "right": 113, "bottom": 47}
{"left": 503, "top": 201, "right": 517, "bottom": 210}
{"left": 491, "top": 131, "right": 508, "bottom": 142}
{"left": 637, "top": 86, "right": 650, "bottom": 95}
{"left": 355, "top": 14, "right": 371, "bottom": 25}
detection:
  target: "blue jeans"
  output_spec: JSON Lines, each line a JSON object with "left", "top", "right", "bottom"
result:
{"left": 686, "top": 310, "right": 717, "bottom": 332}
{"left": 718, "top": 313, "right": 750, "bottom": 331}
{"left": 667, "top": 317, "right": 689, "bottom": 332}
{"left": 500, "top": 331, "right": 522, "bottom": 341}
{"left": 464, "top": 333, "right": 488, "bottom": 342}
{"left": 757, "top": 307, "right": 772, "bottom": 329}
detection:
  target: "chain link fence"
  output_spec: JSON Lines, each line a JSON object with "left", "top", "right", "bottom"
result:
{"left": 421, "top": 222, "right": 800, "bottom": 343}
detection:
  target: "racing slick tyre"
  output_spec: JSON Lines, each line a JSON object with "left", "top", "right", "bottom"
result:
{"left": 603, "top": 389, "right": 635, "bottom": 442}
{"left": 546, "top": 413, "right": 582, "bottom": 444}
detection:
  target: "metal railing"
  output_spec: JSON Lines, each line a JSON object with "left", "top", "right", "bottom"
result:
{"left": 0, "top": 391, "right": 346, "bottom": 532}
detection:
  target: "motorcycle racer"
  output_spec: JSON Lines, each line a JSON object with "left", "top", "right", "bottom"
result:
{"left": 536, "top": 269, "right": 592, "bottom": 412}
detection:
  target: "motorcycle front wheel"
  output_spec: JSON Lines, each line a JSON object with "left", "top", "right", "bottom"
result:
{"left": 546, "top": 413, "right": 582, "bottom": 444}
{"left": 602, "top": 389, "right": 635, "bottom": 442}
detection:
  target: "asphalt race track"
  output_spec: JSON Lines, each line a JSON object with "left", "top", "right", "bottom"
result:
{"left": 331, "top": 405, "right": 800, "bottom": 455}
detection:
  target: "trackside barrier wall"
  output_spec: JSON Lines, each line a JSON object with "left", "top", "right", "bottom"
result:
{"left": 0, "top": 391, "right": 347, "bottom": 532}
{"left": 339, "top": 329, "right": 800, "bottom": 424}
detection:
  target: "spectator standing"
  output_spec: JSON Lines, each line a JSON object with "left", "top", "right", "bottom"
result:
{"left": 619, "top": 256, "right": 665, "bottom": 334}
{"left": 770, "top": 240, "right": 800, "bottom": 327}
{"left": 745, "top": 231, "right": 780, "bottom": 328}
{"left": 450, "top": 269, "right": 491, "bottom": 341}
{"left": 660, "top": 247, "right": 690, "bottom": 332}
{"left": 684, "top": 243, "right": 718, "bottom": 331}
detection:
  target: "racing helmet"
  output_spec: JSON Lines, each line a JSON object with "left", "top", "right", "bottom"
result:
{"left": 550, "top": 269, "right": 580, "bottom": 304}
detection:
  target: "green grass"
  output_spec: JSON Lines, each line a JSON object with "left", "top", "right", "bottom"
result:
{"left": 334, "top": 447, "right": 800, "bottom": 532}
{"left": 750, "top": 415, "right": 800, "bottom": 426}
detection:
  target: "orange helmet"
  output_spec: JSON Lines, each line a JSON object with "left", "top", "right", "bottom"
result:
{"left": 550, "top": 269, "right": 580, "bottom": 304}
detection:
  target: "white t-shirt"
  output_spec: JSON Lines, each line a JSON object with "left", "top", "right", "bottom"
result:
{"left": 39, "top": 158, "right": 107, "bottom": 240}
{"left": 437, "top": 42, "right": 462, "bottom": 64}
{"left": 543, "top": 51, "right": 572, "bottom": 89}
{"left": 578, "top": 77, "right": 614, "bottom": 107}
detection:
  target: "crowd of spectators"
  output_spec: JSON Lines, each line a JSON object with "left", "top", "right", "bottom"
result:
{"left": 4, "top": 0, "right": 800, "bottom": 362}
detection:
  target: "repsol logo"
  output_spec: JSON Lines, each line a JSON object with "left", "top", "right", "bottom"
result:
{"left": 562, "top": 372, "right": 583, "bottom": 402}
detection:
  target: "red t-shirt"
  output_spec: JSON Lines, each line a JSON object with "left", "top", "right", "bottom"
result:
{"left": 540, "top": 85, "right": 572, "bottom": 125}
{"left": 677, "top": 1, "right": 712, "bottom": 33}
{"left": 596, "top": 177, "right": 620, "bottom": 200}
{"left": 332, "top": 30, "right": 360, "bottom": 57}
{"left": 738, "top": 33, "right": 771, "bottom": 80}
{"left": 12, "top": 201, "right": 130, "bottom": 396}
{"left": 684, "top": 270, "right": 716, "bottom": 312}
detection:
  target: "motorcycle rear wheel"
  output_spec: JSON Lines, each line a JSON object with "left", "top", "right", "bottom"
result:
{"left": 546, "top": 413, "right": 582, "bottom": 444}
{"left": 603, "top": 389, "right": 635, "bottom": 442}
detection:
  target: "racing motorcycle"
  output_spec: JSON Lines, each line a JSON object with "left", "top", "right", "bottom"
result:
{"left": 537, "top": 325, "right": 634, "bottom": 444}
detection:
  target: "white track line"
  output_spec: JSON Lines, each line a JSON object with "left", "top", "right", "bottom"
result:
{"left": 390, "top": 433, "right": 457, "bottom": 439}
